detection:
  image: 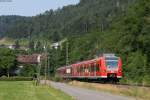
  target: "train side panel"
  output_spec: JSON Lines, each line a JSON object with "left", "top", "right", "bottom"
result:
{"left": 56, "top": 55, "right": 123, "bottom": 81}
{"left": 100, "top": 57, "right": 107, "bottom": 78}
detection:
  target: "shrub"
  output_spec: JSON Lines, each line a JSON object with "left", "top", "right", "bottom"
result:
{"left": 0, "top": 77, "right": 33, "bottom": 81}
{"left": 50, "top": 76, "right": 63, "bottom": 82}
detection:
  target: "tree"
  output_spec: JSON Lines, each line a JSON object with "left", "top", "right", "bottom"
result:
{"left": 20, "top": 64, "right": 37, "bottom": 77}
{"left": 28, "top": 40, "right": 35, "bottom": 51}
{"left": 15, "top": 40, "right": 20, "bottom": 49}
{"left": 53, "top": 31, "right": 61, "bottom": 42}
{"left": 0, "top": 48, "right": 16, "bottom": 77}
{"left": 35, "top": 41, "right": 43, "bottom": 53}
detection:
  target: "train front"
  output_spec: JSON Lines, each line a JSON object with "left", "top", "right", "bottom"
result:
{"left": 102, "top": 54, "right": 123, "bottom": 80}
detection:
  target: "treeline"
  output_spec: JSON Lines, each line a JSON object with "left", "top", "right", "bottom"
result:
{"left": 0, "top": 0, "right": 135, "bottom": 41}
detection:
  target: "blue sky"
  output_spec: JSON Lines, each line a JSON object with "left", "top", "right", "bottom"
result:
{"left": 0, "top": 0, "right": 79, "bottom": 16}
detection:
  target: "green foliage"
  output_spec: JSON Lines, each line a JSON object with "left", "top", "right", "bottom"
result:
{"left": 14, "top": 40, "right": 20, "bottom": 49}
{"left": 102, "top": 0, "right": 150, "bottom": 83}
{"left": 125, "top": 51, "right": 148, "bottom": 82}
{"left": 0, "top": 0, "right": 134, "bottom": 41}
{"left": 52, "top": 0, "right": 150, "bottom": 84}
{"left": 0, "top": 48, "right": 16, "bottom": 77}
{"left": 0, "top": 81, "right": 73, "bottom": 100}
{"left": 28, "top": 40, "right": 35, "bottom": 51}
{"left": 20, "top": 64, "right": 37, "bottom": 77}
{"left": 50, "top": 75, "right": 63, "bottom": 82}
{"left": 0, "top": 77, "right": 32, "bottom": 81}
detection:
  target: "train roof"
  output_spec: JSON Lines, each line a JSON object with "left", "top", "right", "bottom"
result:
{"left": 74, "top": 58, "right": 100, "bottom": 65}
{"left": 57, "top": 58, "right": 101, "bottom": 70}
{"left": 57, "top": 54, "right": 119, "bottom": 69}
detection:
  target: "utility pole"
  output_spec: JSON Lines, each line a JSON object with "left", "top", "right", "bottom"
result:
{"left": 66, "top": 40, "right": 69, "bottom": 66}
{"left": 44, "top": 43, "right": 47, "bottom": 85}
{"left": 37, "top": 62, "right": 41, "bottom": 85}
{"left": 44, "top": 58, "right": 47, "bottom": 84}
{"left": 48, "top": 49, "right": 52, "bottom": 78}
{"left": 47, "top": 53, "right": 50, "bottom": 77}
{"left": 37, "top": 55, "right": 41, "bottom": 86}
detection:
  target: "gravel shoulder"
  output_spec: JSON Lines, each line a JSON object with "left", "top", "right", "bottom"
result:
{"left": 50, "top": 81, "right": 134, "bottom": 100}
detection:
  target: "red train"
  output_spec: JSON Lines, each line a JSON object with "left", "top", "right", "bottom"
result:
{"left": 56, "top": 54, "right": 122, "bottom": 82}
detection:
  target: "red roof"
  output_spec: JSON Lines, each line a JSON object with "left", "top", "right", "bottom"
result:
{"left": 17, "top": 54, "right": 46, "bottom": 64}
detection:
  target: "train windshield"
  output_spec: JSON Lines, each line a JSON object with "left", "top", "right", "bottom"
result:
{"left": 106, "top": 57, "right": 118, "bottom": 70}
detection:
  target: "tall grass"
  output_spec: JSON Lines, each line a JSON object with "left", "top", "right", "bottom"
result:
{"left": 69, "top": 81, "right": 150, "bottom": 100}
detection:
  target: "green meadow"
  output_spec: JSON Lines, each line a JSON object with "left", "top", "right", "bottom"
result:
{"left": 0, "top": 81, "right": 73, "bottom": 100}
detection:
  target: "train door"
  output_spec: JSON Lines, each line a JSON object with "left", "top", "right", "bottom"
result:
{"left": 100, "top": 58, "right": 107, "bottom": 78}
{"left": 71, "top": 66, "right": 74, "bottom": 76}
{"left": 72, "top": 66, "right": 74, "bottom": 76}
{"left": 93, "top": 63, "right": 97, "bottom": 76}
{"left": 87, "top": 64, "right": 90, "bottom": 76}
{"left": 117, "top": 57, "right": 122, "bottom": 78}
{"left": 90, "top": 63, "right": 95, "bottom": 76}
{"left": 96, "top": 61, "right": 101, "bottom": 76}
{"left": 79, "top": 65, "right": 81, "bottom": 76}
{"left": 81, "top": 64, "right": 84, "bottom": 76}
{"left": 84, "top": 64, "right": 89, "bottom": 76}
{"left": 74, "top": 65, "right": 77, "bottom": 76}
{"left": 88, "top": 64, "right": 91, "bottom": 77}
{"left": 77, "top": 65, "right": 81, "bottom": 76}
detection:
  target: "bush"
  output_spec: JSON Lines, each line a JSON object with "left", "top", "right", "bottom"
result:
{"left": 19, "top": 64, "right": 37, "bottom": 77}
{"left": 50, "top": 76, "right": 63, "bottom": 82}
{"left": 0, "top": 77, "right": 33, "bottom": 81}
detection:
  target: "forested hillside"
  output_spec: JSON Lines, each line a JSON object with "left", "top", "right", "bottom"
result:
{"left": 62, "top": 0, "right": 150, "bottom": 83}
{"left": 0, "top": 16, "right": 30, "bottom": 38}
{"left": 0, "top": 0, "right": 150, "bottom": 84}
{"left": 0, "top": 0, "right": 135, "bottom": 41}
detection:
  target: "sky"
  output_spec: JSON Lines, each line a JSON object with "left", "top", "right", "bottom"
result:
{"left": 0, "top": 0, "right": 79, "bottom": 16}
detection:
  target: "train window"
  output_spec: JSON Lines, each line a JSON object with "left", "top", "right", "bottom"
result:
{"left": 91, "top": 64, "right": 94, "bottom": 72}
{"left": 94, "top": 63, "right": 96, "bottom": 72}
{"left": 80, "top": 66, "right": 82, "bottom": 72}
{"left": 96, "top": 64, "right": 100, "bottom": 72}
{"left": 77, "top": 67, "right": 80, "bottom": 73}
{"left": 90, "top": 65, "right": 92, "bottom": 72}
{"left": 79, "top": 65, "right": 81, "bottom": 72}
{"left": 79, "top": 67, "right": 81, "bottom": 73}
{"left": 82, "top": 65, "right": 84, "bottom": 72}
{"left": 88, "top": 64, "right": 91, "bottom": 72}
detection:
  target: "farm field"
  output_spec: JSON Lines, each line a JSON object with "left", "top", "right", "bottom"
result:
{"left": 0, "top": 81, "right": 73, "bottom": 100}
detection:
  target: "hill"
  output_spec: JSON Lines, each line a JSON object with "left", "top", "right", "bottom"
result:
{"left": 0, "top": 0, "right": 135, "bottom": 41}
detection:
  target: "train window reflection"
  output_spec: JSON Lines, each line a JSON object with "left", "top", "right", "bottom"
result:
{"left": 106, "top": 60, "right": 118, "bottom": 68}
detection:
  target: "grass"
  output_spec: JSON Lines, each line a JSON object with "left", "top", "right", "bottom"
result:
{"left": 0, "top": 81, "right": 73, "bottom": 100}
{"left": 0, "top": 37, "right": 29, "bottom": 46}
{"left": 0, "top": 37, "right": 52, "bottom": 47}
{"left": 0, "top": 37, "right": 15, "bottom": 45}
{"left": 69, "top": 81, "right": 150, "bottom": 100}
